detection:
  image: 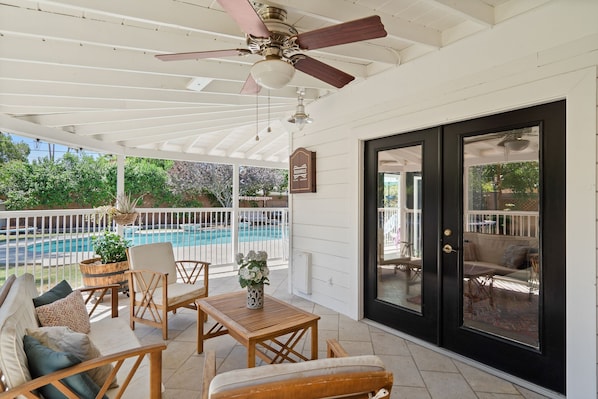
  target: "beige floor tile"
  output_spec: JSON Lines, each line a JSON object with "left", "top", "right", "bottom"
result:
{"left": 392, "top": 386, "right": 432, "bottom": 399}
{"left": 379, "top": 355, "right": 426, "bottom": 388}
{"left": 407, "top": 342, "right": 458, "bottom": 373}
{"left": 163, "top": 340, "right": 196, "bottom": 370}
{"left": 476, "top": 393, "right": 525, "bottom": 398}
{"left": 115, "top": 268, "right": 556, "bottom": 399}
{"left": 337, "top": 340, "right": 374, "bottom": 355}
{"left": 339, "top": 316, "right": 372, "bottom": 341}
{"left": 421, "top": 370, "right": 477, "bottom": 399}
{"left": 371, "top": 331, "right": 411, "bottom": 356}
{"left": 455, "top": 361, "right": 520, "bottom": 394}
{"left": 164, "top": 354, "right": 204, "bottom": 391}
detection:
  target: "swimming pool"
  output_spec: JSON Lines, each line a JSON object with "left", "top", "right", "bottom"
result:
{"left": 30, "top": 225, "right": 286, "bottom": 253}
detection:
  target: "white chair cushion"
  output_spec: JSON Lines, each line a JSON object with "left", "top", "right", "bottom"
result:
{"left": 0, "top": 274, "right": 39, "bottom": 388}
{"left": 209, "top": 355, "right": 386, "bottom": 396}
{"left": 134, "top": 283, "right": 205, "bottom": 307}
{"left": 128, "top": 242, "right": 178, "bottom": 285}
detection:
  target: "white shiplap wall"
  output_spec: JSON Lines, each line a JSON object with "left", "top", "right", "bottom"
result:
{"left": 289, "top": 0, "right": 598, "bottom": 397}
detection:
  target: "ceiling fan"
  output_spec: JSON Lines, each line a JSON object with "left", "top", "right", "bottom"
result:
{"left": 465, "top": 128, "right": 538, "bottom": 152}
{"left": 155, "top": 0, "right": 388, "bottom": 94}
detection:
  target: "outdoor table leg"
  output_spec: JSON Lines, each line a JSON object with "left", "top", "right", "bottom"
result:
{"left": 247, "top": 342, "right": 256, "bottom": 368}
{"left": 197, "top": 305, "right": 205, "bottom": 354}
{"left": 311, "top": 322, "right": 318, "bottom": 360}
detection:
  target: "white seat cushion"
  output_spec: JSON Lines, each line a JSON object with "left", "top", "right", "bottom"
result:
{"left": 134, "top": 283, "right": 205, "bottom": 307}
{"left": 209, "top": 355, "right": 386, "bottom": 396}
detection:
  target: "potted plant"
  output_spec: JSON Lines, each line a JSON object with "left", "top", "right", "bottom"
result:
{"left": 79, "top": 231, "right": 132, "bottom": 293}
{"left": 236, "top": 250, "right": 269, "bottom": 309}
{"left": 91, "top": 193, "right": 142, "bottom": 226}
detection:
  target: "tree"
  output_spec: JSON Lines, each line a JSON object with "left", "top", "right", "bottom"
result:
{"left": 0, "top": 132, "right": 29, "bottom": 164}
{"left": 239, "top": 166, "right": 286, "bottom": 196}
{"left": 469, "top": 161, "right": 539, "bottom": 210}
{"left": 105, "top": 156, "right": 175, "bottom": 207}
{"left": 168, "top": 162, "right": 233, "bottom": 207}
{"left": 168, "top": 162, "right": 288, "bottom": 207}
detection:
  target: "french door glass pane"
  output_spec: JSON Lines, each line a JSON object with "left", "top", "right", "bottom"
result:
{"left": 377, "top": 145, "right": 423, "bottom": 312}
{"left": 462, "top": 127, "right": 540, "bottom": 348}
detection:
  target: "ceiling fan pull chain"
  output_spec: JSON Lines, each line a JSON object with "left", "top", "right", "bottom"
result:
{"left": 267, "top": 90, "right": 271, "bottom": 133}
{"left": 255, "top": 90, "right": 260, "bottom": 141}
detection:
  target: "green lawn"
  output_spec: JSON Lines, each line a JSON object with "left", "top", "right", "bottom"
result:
{"left": 1, "top": 263, "right": 83, "bottom": 292}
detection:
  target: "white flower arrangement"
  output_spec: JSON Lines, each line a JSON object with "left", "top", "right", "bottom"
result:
{"left": 236, "top": 250, "right": 270, "bottom": 288}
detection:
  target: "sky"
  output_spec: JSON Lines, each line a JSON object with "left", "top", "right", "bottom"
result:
{"left": 9, "top": 133, "right": 98, "bottom": 162}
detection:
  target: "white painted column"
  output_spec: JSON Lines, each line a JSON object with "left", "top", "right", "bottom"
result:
{"left": 232, "top": 163, "right": 239, "bottom": 267}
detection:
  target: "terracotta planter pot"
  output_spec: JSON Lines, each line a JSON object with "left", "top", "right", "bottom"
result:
{"left": 79, "top": 258, "right": 129, "bottom": 293}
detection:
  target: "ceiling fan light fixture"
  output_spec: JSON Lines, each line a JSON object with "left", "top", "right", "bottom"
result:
{"left": 250, "top": 57, "right": 295, "bottom": 90}
{"left": 288, "top": 89, "right": 313, "bottom": 130}
{"left": 503, "top": 138, "right": 530, "bottom": 152}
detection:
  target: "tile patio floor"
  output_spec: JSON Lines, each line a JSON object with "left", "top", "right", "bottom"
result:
{"left": 117, "top": 267, "right": 558, "bottom": 399}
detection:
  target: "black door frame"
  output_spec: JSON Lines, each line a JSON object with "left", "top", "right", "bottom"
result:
{"left": 364, "top": 101, "right": 565, "bottom": 393}
{"left": 441, "top": 100, "right": 565, "bottom": 393}
{"left": 364, "top": 127, "right": 441, "bottom": 344}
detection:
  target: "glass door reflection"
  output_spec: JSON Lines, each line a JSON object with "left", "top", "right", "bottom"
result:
{"left": 462, "top": 127, "right": 540, "bottom": 348}
{"left": 376, "top": 145, "right": 423, "bottom": 312}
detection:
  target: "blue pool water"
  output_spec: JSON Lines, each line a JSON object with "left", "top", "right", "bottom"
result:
{"left": 30, "top": 225, "right": 285, "bottom": 253}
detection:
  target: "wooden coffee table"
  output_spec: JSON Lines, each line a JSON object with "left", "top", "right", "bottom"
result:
{"left": 196, "top": 291, "right": 320, "bottom": 367}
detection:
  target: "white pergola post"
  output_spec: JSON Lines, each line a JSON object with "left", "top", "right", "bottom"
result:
{"left": 116, "top": 155, "right": 125, "bottom": 235}
{"left": 232, "top": 163, "right": 240, "bottom": 267}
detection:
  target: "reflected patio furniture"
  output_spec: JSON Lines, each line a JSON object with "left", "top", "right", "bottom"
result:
{"left": 378, "top": 241, "right": 422, "bottom": 293}
{"left": 126, "top": 242, "right": 210, "bottom": 340}
{"left": 528, "top": 253, "right": 540, "bottom": 299}
{"left": 463, "top": 264, "right": 495, "bottom": 314}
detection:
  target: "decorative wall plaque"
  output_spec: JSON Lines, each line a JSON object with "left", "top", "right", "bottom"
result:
{"left": 289, "top": 147, "right": 316, "bottom": 193}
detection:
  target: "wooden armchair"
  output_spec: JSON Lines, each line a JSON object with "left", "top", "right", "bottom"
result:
{"left": 126, "top": 242, "right": 210, "bottom": 340}
{"left": 201, "top": 339, "right": 393, "bottom": 399}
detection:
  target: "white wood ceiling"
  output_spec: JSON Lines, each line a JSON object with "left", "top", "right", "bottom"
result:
{"left": 0, "top": 0, "right": 549, "bottom": 167}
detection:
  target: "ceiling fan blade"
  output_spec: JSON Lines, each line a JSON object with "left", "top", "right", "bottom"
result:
{"left": 155, "top": 49, "right": 250, "bottom": 61}
{"left": 294, "top": 15, "right": 387, "bottom": 50}
{"left": 293, "top": 55, "right": 355, "bottom": 89}
{"left": 240, "top": 74, "right": 261, "bottom": 94}
{"left": 217, "top": 0, "right": 270, "bottom": 38}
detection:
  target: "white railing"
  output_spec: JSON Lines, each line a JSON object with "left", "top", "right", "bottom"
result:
{"left": 378, "top": 208, "right": 538, "bottom": 258}
{"left": 0, "top": 207, "right": 288, "bottom": 291}
{"left": 378, "top": 208, "right": 422, "bottom": 257}
{"left": 465, "top": 210, "right": 538, "bottom": 237}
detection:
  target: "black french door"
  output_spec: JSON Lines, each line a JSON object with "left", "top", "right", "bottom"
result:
{"left": 364, "top": 101, "right": 565, "bottom": 393}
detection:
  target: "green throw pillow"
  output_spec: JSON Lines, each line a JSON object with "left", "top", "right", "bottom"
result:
{"left": 33, "top": 280, "right": 73, "bottom": 307}
{"left": 23, "top": 335, "right": 106, "bottom": 399}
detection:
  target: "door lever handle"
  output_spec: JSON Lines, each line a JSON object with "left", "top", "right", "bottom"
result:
{"left": 442, "top": 244, "right": 458, "bottom": 254}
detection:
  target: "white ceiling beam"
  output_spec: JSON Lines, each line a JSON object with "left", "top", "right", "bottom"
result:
{"left": 0, "top": 95, "right": 217, "bottom": 111}
{"left": 271, "top": 0, "right": 441, "bottom": 48}
{"left": 1, "top": 2, "right": 397, "bottom": 71}
{"left": 0, "top": 4, "right": 245, "bottom": 54}
{"left": 0, "top": 35, "right": 364, "bottom": 88}
{"left": 33, "top": 0, "right": 242, "bottom": 39}
{"left": 0, "top": 79, "right": 296, "bottom": 107}
{"left": 17, "top": 105, "right": 254, "bottom": 127}
{"left": 74, "top": 105, "right": 291, "bottom": 136}
{"left": 428, "top": 0, "right": 494, "bottom": 26}
{"left": 114, "top": 111, "right": 288, "bottom": 145}
{"left": 0, "top": 113, "right": 123, "bottom": 154}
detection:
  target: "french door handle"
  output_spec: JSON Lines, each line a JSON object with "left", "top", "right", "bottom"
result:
{"left": 442, "top": 244, "right": 458, "bottom": 254}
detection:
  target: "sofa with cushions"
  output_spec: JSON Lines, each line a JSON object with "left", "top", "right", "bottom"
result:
{"left": 0, "top": 273, "right": 165, "bottom": 399}
{"left": 463, "top": 232, "right": 538, "bottom": 284}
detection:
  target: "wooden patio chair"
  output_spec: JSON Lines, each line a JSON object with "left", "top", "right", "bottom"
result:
{"left": 201, "top": 339, "right": 393, "bottom": 399}
{"left": 126, "top": 242, "right": 210, "bottom": 340}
